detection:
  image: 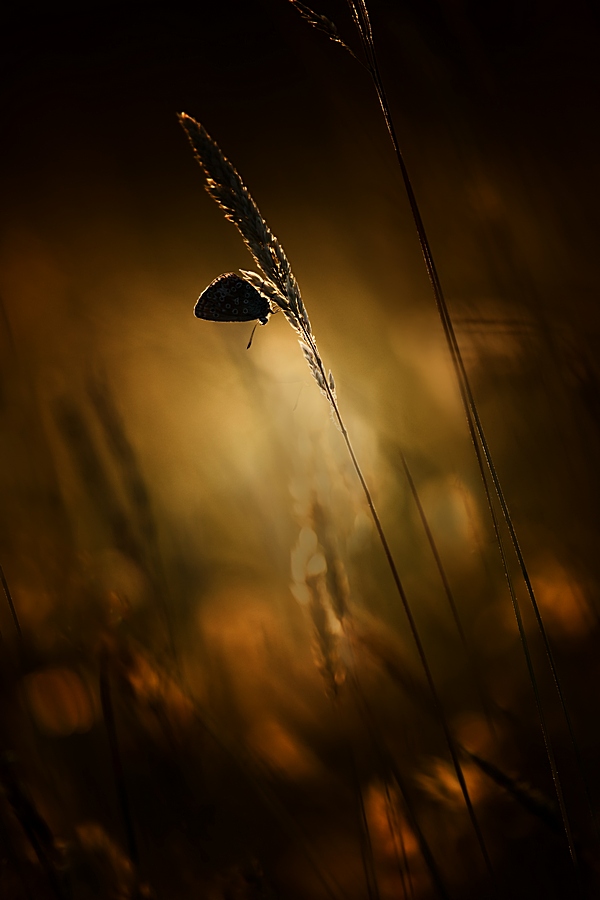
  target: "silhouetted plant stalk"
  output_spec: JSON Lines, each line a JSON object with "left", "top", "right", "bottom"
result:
{"left": 0, "top": 561, "right": 22, "bottom": 641}
{"left": 178, "top": 113, "right": 495, "bottom": 882}
{"left": 0, "top": 754, "right": 67, "bottom": 899}
{"left": 288, "top": 0, "right": 591, "bottom": 868}
{"left": 291, "top": 499, "right": 382, "bottom": 897}
{"left": 293, "top": 494, "right": 451, "bottom": 897}
{"left": 99, "top": 647, "right": 140, "bottom": 871}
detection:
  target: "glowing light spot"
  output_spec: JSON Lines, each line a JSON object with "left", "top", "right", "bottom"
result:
{"left": 23, "top": 667, "right": 96, "bottom": 736}
{"left": 306, "top": 553, "right": 327, "bottom": 577}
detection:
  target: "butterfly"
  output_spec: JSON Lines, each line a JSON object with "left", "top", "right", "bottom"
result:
{"left": 194, "top": 273, "right": 271, "bottom": 325}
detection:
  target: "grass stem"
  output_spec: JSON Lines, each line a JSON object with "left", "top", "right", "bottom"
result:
{"left": 179, "top": 110, "right": 495, "bottom": 885}
{"left": 340, "top": 0, "right": 586, "bottom": 868}
{"left": 0, "top": 562, "right": 22, "bottom": 641}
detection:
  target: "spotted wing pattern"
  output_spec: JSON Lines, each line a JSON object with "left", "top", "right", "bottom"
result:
{"left": 194, "top": 273, "right": 271, "bottom": 324}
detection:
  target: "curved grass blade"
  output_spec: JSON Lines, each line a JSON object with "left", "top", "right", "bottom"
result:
{"left": 179, "top": 112, "right": 494, "bottom": 882}
{"left": 288, "top": 0, "right": 365, "bottom": 66}
{"left": 289, "top": 0, "right": 591, "bottom": 868}
{"left": 0, "top": 562, "right": 22, "bottom": 641}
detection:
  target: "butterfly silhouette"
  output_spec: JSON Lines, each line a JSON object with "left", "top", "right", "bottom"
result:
{"left": 194, "top": 273, "right": 271, "bottom": 325}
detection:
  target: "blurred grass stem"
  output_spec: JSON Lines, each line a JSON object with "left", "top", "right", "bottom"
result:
{"left": 350, "top": 0, "right": 585, "bottom": 865}
{"left": 99, "top": 647, "right": 140, "bottom": 870}
{"left": 0, "top": 562, "right": 22, "bottom": 642}
{"left": 179, "top": 112, "right": 496, "bottom": 881}
{"left": 289, "top": 0, "right": 586, "bottom": 868}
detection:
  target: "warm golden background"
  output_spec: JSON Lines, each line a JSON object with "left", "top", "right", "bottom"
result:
{"left": 1, "top": 1, "right": 599, "bottom": 898}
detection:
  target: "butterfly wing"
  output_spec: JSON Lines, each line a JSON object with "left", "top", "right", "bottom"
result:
{"left": 194, "top": 273, "right": 271, "bottom": 324}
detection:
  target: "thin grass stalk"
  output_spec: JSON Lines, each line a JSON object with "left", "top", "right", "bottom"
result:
{"left": 120, "top": 637, "right": 347, "bottom": 898}
{"left": 204, "top": 740, "right": 347, "bottom": 899}
{"left": 99, "top": 647, "right": 139, "bottom": 870}
{"left": 459, "top": 388, "right": 579, "bottom": 868}
{"left": 397, "top": 452, "right": 467, "bottom": 645}
{"left": 0, "top": 754, "right": 67, "bottom": 899}
{"left": 348, "top": 671, "right": 451, "bottom": 900}
{"left": 452, "top": 331, "right": 598, "bottom": 842}
{"left": 465, "top": 752, "right": 563, "bottom": 837}
{"left": 356, "top": 781, "right": 380, "bottom": 900}
{"left": 347, "top": 0, "right": 571, "bottom": 702}
{"left": 430, "top": 236, "right": 589, "bottom": 855}
{"left": 87, "top": 377, "right": 181, "bottom": 673}
{"left": 311, "top": 519, "right": 446, "bottom": 898}
{"left": 357, "top": 0, "right": 589, "bottom": 795}
{"left": 186, "top": 703, "right": 347, "bottom": 900}
{"left": 383, "top": 770, "right": 446, "bottom": 898}
{"left": 353, "top": 608, "right": 581, "bottom": 864}
{"left": 300, "top": 527, "right": 380, "bottom": 896}
{"left": 308, "top": 343, "right": 496, "bottom": 882}
{"left": 387, "top": 762, "right": 451, "bottom": 900}
{"left": 0, "top": 815, "right": 36, "bottom": 900}
{"left": 86, "top": 377, "right": 158, "bottom": 549}
{"left": 290, "top": 0, "right": 587, "bottom": 865}
{"left": 397, "top": 450, "right": 497, "bottom": 733}
{"left": 345, "top": 728, "right": 381, "bottom": 900}
{"left": 382, "top": 780, "right": 412, "bottom": 900}
{"left": 293, "top": 331, "right": 497, "bottom": 881}
{"left": 0, "top": 562, "right": 22, "bottom": 641}
{"left": 179, "top": 111, "right": 494, "bottom": 882}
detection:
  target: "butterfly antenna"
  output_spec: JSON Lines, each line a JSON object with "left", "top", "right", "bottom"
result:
{"left": 246, "top": 322, "right": 259, "bottom": 350}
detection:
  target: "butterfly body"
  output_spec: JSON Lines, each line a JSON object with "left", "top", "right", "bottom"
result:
{"left": 194, "top": 273, "right": 271, "bottom": 324}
